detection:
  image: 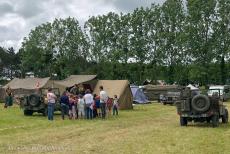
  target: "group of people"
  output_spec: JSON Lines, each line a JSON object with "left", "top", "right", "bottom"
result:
{"left": 46, "top": 85, "right": 119, "bottom": 121}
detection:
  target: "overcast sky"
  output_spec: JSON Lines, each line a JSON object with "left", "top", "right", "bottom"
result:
{"left": 0, "top": 0, "right": 165, "bottom": 51}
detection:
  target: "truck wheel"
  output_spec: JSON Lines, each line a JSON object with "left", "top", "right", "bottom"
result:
{"left": 180, "top": 117, "right": 187, "bottom": 126}
{"left": 191, "top": 95, "right": 210, "bottom": 112}
{"left": 222, "top": 109, "right": 228, "bottom": 123}
{"left": 211, "top": 114, "right": 219, "bottom": 127}
{"left": 24, "top": 110, "right": 33, "bottom": 116}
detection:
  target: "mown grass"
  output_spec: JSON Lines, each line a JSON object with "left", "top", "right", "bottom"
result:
{"left": 0, "top": 103, "right": 230, "bottom": 154}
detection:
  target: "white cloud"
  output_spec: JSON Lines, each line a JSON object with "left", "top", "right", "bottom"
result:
{"left": 0, "top": 0, "right": 165, "bottom": 51}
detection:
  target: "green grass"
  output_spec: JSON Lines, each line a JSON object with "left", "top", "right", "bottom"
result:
{"left": 1, "top": 103, "right": 230, "bottom": 154}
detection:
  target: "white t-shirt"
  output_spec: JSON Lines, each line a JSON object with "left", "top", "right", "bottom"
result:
{"left": 84, "top": 94, "right": 94, "bottom": 104}
{"left": 47, "top": 92, "right": 56, "bottom": 104}
{"left": 100, "top": 90, "right": 108, "bottom": 103}
{"left": 78, "top": 98, "right": 85, "bottom": 109}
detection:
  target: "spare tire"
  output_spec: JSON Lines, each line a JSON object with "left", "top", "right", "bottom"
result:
{"left": 191, "top": 94, "right": 210, "bottom": 112}
{"left": 28, "top": 94, "right": 41, "bottom": 107}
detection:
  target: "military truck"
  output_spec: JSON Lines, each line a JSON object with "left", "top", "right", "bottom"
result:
{"left": 175, "top": 87, "right": 228, "bottom": 127}
{"left": 20, "top": 88, "right": 61, "bottom": 116}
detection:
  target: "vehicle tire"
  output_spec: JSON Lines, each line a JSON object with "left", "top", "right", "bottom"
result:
{"left": 180, "top": 117, "right": 187, "bottom": 126}
{"left": 191, "top": 95, "right": 210, "bottom": 112}
{"left": 24, "top": 110, "right": 33, "bottom": 116}
{"left": 222, "top": 109, "right": 228, "bottom": 123}
{"left": 211, "top": 114, "right": 219, "bottom": 127}
{"left": 28, "top": 94, "right": 41, "bottom": 107}
{"left": 163, "top": 102, "right": 166, "bottom": 105}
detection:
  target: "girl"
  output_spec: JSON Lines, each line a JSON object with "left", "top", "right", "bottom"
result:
{"left": 77, "top": 94, "right": 85, "bottom": 119}
{"left": 69, "top": 95, "right": 77, "bottom": 120}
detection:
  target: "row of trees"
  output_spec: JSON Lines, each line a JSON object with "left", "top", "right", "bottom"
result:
{"left": 2, "top": 0, "right": 230, "bottom": 85}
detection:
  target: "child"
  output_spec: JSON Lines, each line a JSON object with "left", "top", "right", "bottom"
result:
{"left": 77, "top": 94, "right": 85, "bottom": 119}
{"left": 113, "top": 95, "right": 119, "bottom": 115}
{"left": 69, "top": 95, "right": 77, "bottom": 120}
{"left": 95, "top": 95, "right": 101, "bottom": 117}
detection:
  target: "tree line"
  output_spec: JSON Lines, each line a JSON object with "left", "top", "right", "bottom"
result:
{"left": 1, "top": 0, "right": 230, "bottom": 86}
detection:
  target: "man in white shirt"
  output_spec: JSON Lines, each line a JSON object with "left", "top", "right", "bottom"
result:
{"left": 99, "top": 86, "right": 108, "bottom": 119}
{"left": 84, "top": 89, "right": 94, "bottom": 119}
{"left": 47, "top": 88, "right": 57, "bottom": 121}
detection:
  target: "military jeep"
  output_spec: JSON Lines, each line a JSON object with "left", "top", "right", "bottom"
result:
{"left": 175, "top": 87, "right": 228, "bottom": 127}
{"left": 21, "top": 88, "right": 61, "bottom": 116}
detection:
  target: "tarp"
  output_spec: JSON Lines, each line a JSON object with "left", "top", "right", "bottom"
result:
{"left": 187, "top": 84, "right": 199, "bottom": 90}
{"left": 55, "top": 75, "right": 97, "bottom": 87}
{"left": 3, "top": 77, "right": 50, "bottom": 90}
{"left": 93, "top": 80, "right": 133, "bottom": 110}
{"left": 131, "top": 86, "right": 149, "bottom": 104}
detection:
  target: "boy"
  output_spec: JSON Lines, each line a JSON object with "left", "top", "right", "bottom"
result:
{"left": 113, "top": 95, "right": 119, "bottom": 115}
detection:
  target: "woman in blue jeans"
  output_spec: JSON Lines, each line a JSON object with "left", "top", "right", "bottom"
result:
{"left": 47, "top": 88, "right": 57, "bottom": 121}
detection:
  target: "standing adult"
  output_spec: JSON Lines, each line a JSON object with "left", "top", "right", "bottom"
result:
{"left": 70, "top": 84, "right": 80, "bottom": 95}
{"left": 60, "top": 91, "right": 69, "bottom": 120}
{"left": 5, "top": 86, "right": 13, "bottom": 108}
{"left": 47, "top": 88, "right": 57, "bottom": 121}
{"left": 84, "top": 89, "right": 94, "bottom": 119}
{"left": 99, "top": 86, "right": 108, "bottom": 119}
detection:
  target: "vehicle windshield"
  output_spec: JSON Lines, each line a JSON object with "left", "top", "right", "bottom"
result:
{"left": 208, "top": 89, "right": 223, "bottom": 96}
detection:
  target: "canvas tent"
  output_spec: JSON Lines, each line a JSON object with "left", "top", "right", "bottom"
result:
{"left": 55, "top": 75, "right": 97, "bottom": 93}
{"left": 2, "top": 77, "right": 54, "bottom": 97}
{"left": 3, "top": 77, "right": 51, "bottom": 90}
{"left": 131, "top": 86, "right": 149, "bottom": 104}
{"left": 93, "top": 80, "right": 133, "bottom": 110}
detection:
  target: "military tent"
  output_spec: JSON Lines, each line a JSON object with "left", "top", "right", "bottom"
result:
{"left": 131, "top": 86, "right": 149, "bottom": 104}
{"left": 93, "top": 80, "right": 133, "bottom": 110}
{"left": 3, "top": 77, "right": 51, "bottom": 90}
{"left": 55, "top": 75, "right": 97, "bottom": 93}
{"left": 2, "top": 77, "right": 54, "bottom": 97}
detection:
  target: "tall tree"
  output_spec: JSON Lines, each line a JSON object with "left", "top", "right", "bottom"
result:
{"left": 20, "top": 17, "right": 88, "bottom": 79}
{"left": 160, "top": 0, "right": 186, "bottom": 84}
{"left": 213, "top": 0, "right": 230, "bottom": 84}
{"left": 186, "top": 0, "right": 217, "bottom": 85}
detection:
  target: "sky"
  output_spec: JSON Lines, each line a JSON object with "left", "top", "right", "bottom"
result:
{"left": 0, "top": 0, "right": 165, "bottom": 51}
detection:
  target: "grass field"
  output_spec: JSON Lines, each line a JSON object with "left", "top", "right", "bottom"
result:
{"left": 0, "top": 103, "right": 230, "bottom": 154}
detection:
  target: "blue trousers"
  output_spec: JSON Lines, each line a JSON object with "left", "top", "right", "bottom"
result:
{"left": 48, "top": 103, "right": 55, "bottom": 120}
{"left": 86, "top": 106, "right": 93, "bottom": 119}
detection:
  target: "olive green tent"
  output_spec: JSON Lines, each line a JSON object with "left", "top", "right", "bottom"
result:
{"left": 55, "top": 75, "right": 97, "bottom": 93}
{"left": 2, "top": 77, "right": 54, "bottom": 98}
{"left": 93, "top": 80, "right": 133, "bottom": 110}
